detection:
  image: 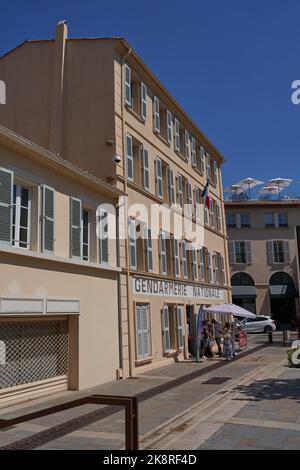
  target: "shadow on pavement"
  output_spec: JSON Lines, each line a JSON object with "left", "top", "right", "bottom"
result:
{"left": 232, "top": 378, "right": 300, "bottom": 403}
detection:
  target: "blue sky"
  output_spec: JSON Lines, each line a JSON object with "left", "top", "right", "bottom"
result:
{"left": 0, "top": 0, "right": 299, "bottom": 197}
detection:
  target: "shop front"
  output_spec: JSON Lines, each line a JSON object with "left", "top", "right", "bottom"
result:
{"left": 131, "top": 275, "right": 229, "bottom": 371}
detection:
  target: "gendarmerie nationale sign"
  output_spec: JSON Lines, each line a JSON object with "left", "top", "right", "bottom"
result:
{"left": 133, "top": 277, "right": 224, "bottom": 300}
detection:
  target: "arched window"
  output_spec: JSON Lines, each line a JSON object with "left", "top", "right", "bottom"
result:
{"left": 269, "top": 272, "right": 294, "bottom": 286}
{"left": 231, "top": 272, "right": 255, "bottom": 286}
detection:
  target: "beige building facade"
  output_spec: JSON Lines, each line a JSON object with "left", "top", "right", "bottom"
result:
{"left": 0, "top": 21, "right": 231, "bottom": 379}
{"left": 0, "top": 125, "right": 122, "bottom": 406}
{"left": 225, "top": 199, "right": 300, "bottom": 328}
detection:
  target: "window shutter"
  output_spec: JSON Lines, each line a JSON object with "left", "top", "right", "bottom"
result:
{"left": 153, "top": 96, "right": 160, "bottom": 133}
{"left": 184, "top": 130, "right": 190, "bottom": 160}
{"left": 266, "top": 240, "right": 274, "bottom": 264}
{"left": 191, "top": 137, "right": 196, "bottom": 167}
{"left": 174, "top": 119, "right": 180, "bottom": 151}
{"left": 99, "top": 209, "right": 109, "bottom": 263}
{"left": 0, "top": 167, "right": 13, "bottom": 245}
{"left": 284, "top": 241, "right": 290, "bottom": 263}
{"left": 246, "top": 241, "right": 252, "bottom": 264}
{"left": 124, "top": 64, "right": 132, "bottom": 106}
{"left": 192, "top": 249, "right": 198, "bottom": 280}
{"left": 136, "top": 306, "right": 143, "bottom": 358}
{"left": 156, "top": 157, "right": 163, "bottom": 198}
{"left": 167, "top": 110, "right": 172, "bottom": 144}
{"left": 42, "top": 185, "right": 55, "bottom": 253}
{"left": 147, "top": 228, "right": 153, "bottom": 272}
{"left": 173, "top": 238, "right": 180, "bottom": 277}
{"left": 176, "top": 305, "right": 184, "bottom": 350}
{"left": 142, "top": 305, "right": 150, "bottom": 358}
{"left": 217, "top": 204, "right": 222, "bottom": 231}
{"left": 199, "top": 248, "right": 205, "bottom": 280}
{"left": 200, "top": 147, "right": 205, "bottom": 175}
{"left": 177, "top": 174, "right": 183, "bottom": 208}
{"left": 213, "top": 160, "right": 218, "bottom": 185}
{"left": 168, "top": 168, "right": 175, "bottom": 204}
{"left": 70, "top": 197, "right": 82, "bottom": 258}
{"left": 160, "top": 231, "right": 167, "bottom": 274}
{"left": 129, "top": 219, "right": 137, "bottom": 269}
{"left": 142, "top": 148, "right": 150, "bottom": 190}
{"left": 206, "top": 153, "right": 211, "bottom": 180}
{"left": 162, "top": 306, "right": 171, "bottom": 353}
{"left": 126, "top": 134, "right": 134, "bottom": 181}
{"left": 182, "top": 240, "right": 188, "bottom": 278}
{"left": 228, "top": 241, "right": 235, "bottom": 265}
{"left": 141, "top": 82, "right": 147, "bottom": 120}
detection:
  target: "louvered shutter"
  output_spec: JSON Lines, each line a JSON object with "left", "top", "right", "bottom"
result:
{"left": 100, "top": 209, "right": 109, "bottom": 263}
{"left": 167, "top": 110, "right": 172, "bottom": 144}
{"left": 168, "top": 168, "right": 175, "bottom": 204}
{"left": 142, "top": 148, "right": 150, "bottom": 190}
{"left": 126, "top": 134, "right": 134, "bottom": 181}
{"left": 0, "top": 168, "right": 13, "bottom": 244}
{"left": 153, "top": 96, "right": 160, "bottom": 133}
{"left": 136, "top": 306, "right": 143, "bottom": 358}
{"left": 71, "top": 197, "right": 82, "bottom": 258}
{"left": 228, "top": 241, "right": 235, "bottom": 265}
{"left": 246, "top": 241, "right": 252, "bottom": 264}
{"left": 284, "top": 241, "right": 290, "bottom": 263}
{"left": 176, "top": 305, "right": 184, "bottom": 350}
{"left": 266, "top": 240, "right": 274, "bottom": 264}
{"left": 141, "top": 82, "right": 147, "bottom": 120}
{"left": 147, "top": 228, "right": 153, "bottom": 272}
{"left": 42, "top": 185, "right": 55, "bottom": 253}
{"left": 124, "top": 64, "right": 132, "bottom": 106}
{"left": 142, "top": 305, "right": 150, "bottom": 358}
{"left": 162, "top": 306, "right": 171, "bottom": 353}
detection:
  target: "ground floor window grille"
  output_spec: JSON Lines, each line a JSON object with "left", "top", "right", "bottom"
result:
{"left": 0, "top": 320, "right": 69, "bottom": 390}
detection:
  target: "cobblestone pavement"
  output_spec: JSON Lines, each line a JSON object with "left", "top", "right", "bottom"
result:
{"left": 0, "top": 333, "right": 298, "bottom": 450}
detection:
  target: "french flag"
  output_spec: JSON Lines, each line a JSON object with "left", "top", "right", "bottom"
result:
{"left": 201, "top": 180, "right": 210, "bottom": 210}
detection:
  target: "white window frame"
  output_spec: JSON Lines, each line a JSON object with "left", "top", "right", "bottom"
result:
{"left": 140, "top": 82, "right": 147, "bottom": 120}
{"left": 153, "top": 96, "right": 160, "bottom": 133}
{"left": 12, "top": 184, "right": 31, "bottom": 249}
{"left": 186, "top": 181, "right": 193, "bottom": 217}
{"left": 207, "top": 251, "right": 213, "bottom": 283}
{"left": 124, "top": 63, "right": 132, "bottom": 106}
{"left": 166, "top": 110, "right": 173, "bottom": 144}
{"left": 82, "top": 208, "right": 90, "bottom": 262}
{"left": 214, "top": 252, "right": 220, "bottom": 284}
{"left": 99, "top": 208, "right": 109, "bottom": 264}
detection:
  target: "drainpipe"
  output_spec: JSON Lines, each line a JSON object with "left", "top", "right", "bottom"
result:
{"left": 120, "top": 47, "right": 133, "bottom": 377}
{"left": 116, "top": 202, "right": 124, "bottom": 375}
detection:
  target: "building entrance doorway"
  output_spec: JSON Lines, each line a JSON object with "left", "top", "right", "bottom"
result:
{"left": 269, "top": 272, "right": 297, "bottom": 329}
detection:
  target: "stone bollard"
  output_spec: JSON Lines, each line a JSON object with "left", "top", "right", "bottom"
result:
{"left": 268, "top": 331, "right": 273, "bottom": 344}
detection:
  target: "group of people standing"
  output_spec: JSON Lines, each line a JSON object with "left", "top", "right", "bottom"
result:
{"left": 201, "top": 319, "right": 235, "bottom": 360}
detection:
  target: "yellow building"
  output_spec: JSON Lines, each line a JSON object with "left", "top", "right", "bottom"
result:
{"left": 225, "top": 199, "right": 299, "bottom": 328}
{"left": 0, "top": 21, "right": 231, "bottom": 381}
{"left": 0, "top": 125, "right": 122, "bottom": 406}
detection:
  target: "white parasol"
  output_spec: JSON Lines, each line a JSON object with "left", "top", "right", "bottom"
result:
{"left": 204, "top": 303, "right": 256, "bottom": 319}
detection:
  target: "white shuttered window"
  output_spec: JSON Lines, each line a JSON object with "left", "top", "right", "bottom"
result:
{"left": 141, "top": 82, "right": 147, "bottom": 120}
{"left": 153, "top": 96, "right": 160, "bottom": 133}
{"left": 42, "top": 185, "right": 55, "bottom": 254}
{"left": 126, "top": 134, "right": 134, "bottom": 181}
{"left": 176, "top": 305, "right": 184, "bottom": 350}
{"left": 124, "top": 64, "right": 132, "bottom": 106}
{"left": 136, "top": 305, "right": 150, "bottom": 359}
{"left": 167, "top": 110, "right": 172, "bottom": 144}
{"left": 162, "top": 306, "right": 171, "bottom": 353}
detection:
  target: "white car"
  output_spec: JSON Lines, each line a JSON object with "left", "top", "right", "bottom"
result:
{"left": 241, "top": 315, "right": 276, "bottom": 333}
